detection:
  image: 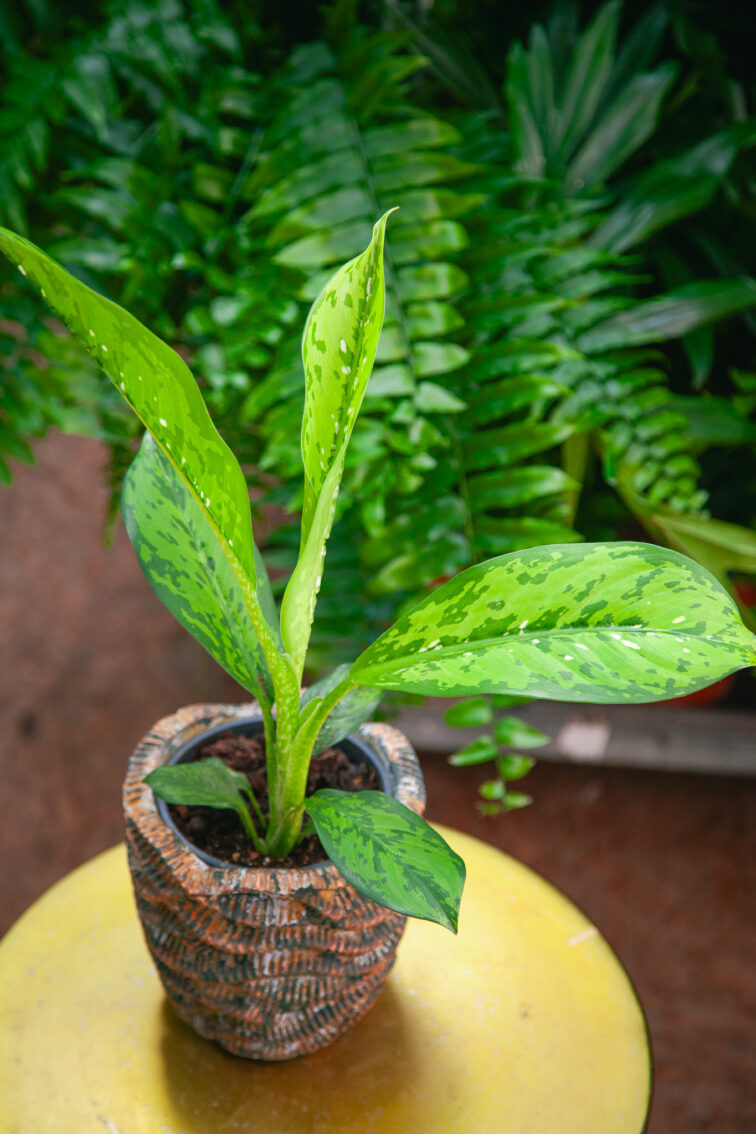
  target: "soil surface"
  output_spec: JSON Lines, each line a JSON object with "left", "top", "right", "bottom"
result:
{"left": 169, "top": 732, "right": 380, "bottom": 867}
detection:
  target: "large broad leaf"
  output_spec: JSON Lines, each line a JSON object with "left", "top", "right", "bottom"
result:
{"left": 307, "top": 790, "right": 465, "bottom": 932}
{"left": 280, "top": 212, "right": 392, "bottom": 671}
{"left": 0, "top": 226, "right": 258, "bottom": 593}
{"left": 350, "top": 543, "right": 756, "bottom": 703}
{"left": 123, "top": 435, "right": 274, "bottom": 698}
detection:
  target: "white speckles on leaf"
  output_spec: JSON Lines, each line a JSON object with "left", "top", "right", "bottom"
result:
{"left": 159, "top": 418, "right": 167, "bottom": 428}
{"left": 672, "top": 616, "right": 686, "bottom": 624}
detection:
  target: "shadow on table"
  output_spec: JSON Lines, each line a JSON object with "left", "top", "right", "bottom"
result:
{"left": 159, "top": 982, "right": 426, "bottom": 1131}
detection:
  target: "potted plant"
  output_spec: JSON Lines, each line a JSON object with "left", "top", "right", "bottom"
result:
{"left": 1, "top": 215, "right": 753, "bottom": 1062}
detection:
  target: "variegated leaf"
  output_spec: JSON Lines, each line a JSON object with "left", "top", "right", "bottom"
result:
{"left": 0, "top": 226, "right": 257, "bottom": 589}
{"left": 122, "top": 434, "right": 273, "bottom": 699}
{"left": 307, "top": 790, "right": 465, "bottom": 931}
{"left": 280, "top": 212, "right": 393, "bottom": 670}
{"left": 351, "top": 543, "right": 756, "bottom": 703}
{"left": 300, "top": 664, "right": 381, "bottom": 753}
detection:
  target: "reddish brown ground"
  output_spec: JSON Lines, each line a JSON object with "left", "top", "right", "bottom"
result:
{"left": 1, "top": 433, "right": 754, "bottom": 1132}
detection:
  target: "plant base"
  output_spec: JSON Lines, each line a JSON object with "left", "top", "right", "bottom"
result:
{"left": 123, "top": 703, "right": 426, "bottom": 1060}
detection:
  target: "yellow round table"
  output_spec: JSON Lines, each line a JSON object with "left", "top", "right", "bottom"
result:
{"left": 0, "top": 828, "right": 651, "bottom": 1133}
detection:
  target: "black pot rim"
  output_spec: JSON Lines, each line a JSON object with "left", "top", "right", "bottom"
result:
{"left": 155, "top": 715, "right": 391, "bottom": 870}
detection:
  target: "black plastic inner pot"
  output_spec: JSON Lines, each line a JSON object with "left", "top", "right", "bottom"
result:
{"left": 155, "top": 716, "right": 391, "bottom": 869}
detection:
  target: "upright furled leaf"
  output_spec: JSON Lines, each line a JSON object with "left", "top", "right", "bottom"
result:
{"left": 0, "top": 226, "right": 258, "bottom": 592}
{"left": 122, "top": 434, "right": 274, "bottom": 699}
{"left": 351, "top": 543, "right": 755, "bottom": 702}
{"left": 280, "top": 212, "right": 392, "bottom": 671}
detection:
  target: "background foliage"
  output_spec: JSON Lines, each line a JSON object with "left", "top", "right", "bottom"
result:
{"left": 2, "top": 0, "right": 755, "bottom": 676}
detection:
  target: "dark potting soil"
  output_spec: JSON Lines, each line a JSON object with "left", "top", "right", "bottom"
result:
{"left": 168, "top": 732, "right": 380, "bottom": 868}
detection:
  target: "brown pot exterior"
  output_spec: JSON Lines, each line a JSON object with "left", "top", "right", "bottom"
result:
{"left": 123, "top": 703, "right": 426, "bottom": 1061}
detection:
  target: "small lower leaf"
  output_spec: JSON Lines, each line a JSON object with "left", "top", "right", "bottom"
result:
{"left": 504, "top": 791, "right": 533, "bottom": 811}
{"left": 444, "top": 696, "right": 493, "bottom": 728}
{"left": 494, "top": 716, "right": 549, "bottom": 749}
{"left": 306, "top": 789, "right": 465, "bottom": 932}
{"left": 480, "top": 779, "right": 505, "bottom": 801}
{"left": 447, "top": 736, "right": 498, "bottom": 766}
{"left": 496, "top": 754, "right": 535, "bottom": 781}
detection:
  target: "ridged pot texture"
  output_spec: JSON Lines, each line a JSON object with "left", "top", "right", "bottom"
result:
{"left": 123, "top": 703, "right": 426, "bottom": 1061}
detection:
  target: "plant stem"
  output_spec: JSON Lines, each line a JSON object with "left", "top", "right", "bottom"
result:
{"left": 262, "top": 674, "right": 357, "bottom": 857}
{"left": 235, "top": 800, "right": 265, "bottom": 854}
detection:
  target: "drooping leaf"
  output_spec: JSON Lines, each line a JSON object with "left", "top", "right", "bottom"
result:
{"left": 0, "top": 226, "right": 258, "bottom": 591}
{"left": 306, "top": 789, "right": 465, "bottom": 932}
{"left": 122, "top": 434, "right": 273, "bottom": 699}
{"left": 145, "top": 757, "right": 258, "bottom": 842}
{"left": 280, "top": 211, "right": 392, "bottom": 670}
{"left": 351, "top": 543, "right": 756, "bottom": 702}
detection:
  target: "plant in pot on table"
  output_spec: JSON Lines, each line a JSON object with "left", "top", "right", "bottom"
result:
{"left": 1, "top": 215, "right": 754, "bottom": 1061}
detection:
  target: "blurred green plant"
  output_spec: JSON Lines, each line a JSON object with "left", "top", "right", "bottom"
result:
{"left": 2, "top": 0, "right": 756, "bottom": 657}
{"left": 444, "top": 694, "right": 545, "bottom": 815}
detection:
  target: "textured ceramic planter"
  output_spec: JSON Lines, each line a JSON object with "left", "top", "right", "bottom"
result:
{"left": 123, "top": 702, "right": 426, "bottom": 1060}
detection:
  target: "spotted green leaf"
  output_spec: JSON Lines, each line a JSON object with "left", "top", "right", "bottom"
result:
{"left": 280, "top": 211, "right": 393, "bottom": 671}
{"left": 145, "top": 758, "right": 259, "bottom": 844}
{"left": 300, "top": 664, "right": 382, "bottom": 753}
{"left": 0, "top": 225, "right": 257, "bottom": 590}
{"left": 351, "top": 543, "right": 756, "bottom": 703}
{"left": 307, "top": 790, "right": 465, "bottom": 932}
{"left": 122, "top": 434, "right": 274, "bottom": 699}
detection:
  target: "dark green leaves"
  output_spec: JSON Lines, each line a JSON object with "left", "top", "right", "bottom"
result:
{"left": 145, "top": 758, "right": 261, "bottom": 847}
{"left": 579, "top": 280, "right": 756, "bottom": 352}
{"left": 307, "top": 790, "right": 465, "bottom": 932}
{"left": 351, "top": 543, "right": 756, "bottom": 703}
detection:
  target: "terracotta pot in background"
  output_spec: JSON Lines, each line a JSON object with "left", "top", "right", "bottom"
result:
{"left": 123, "top": 703, "right": 425, "bottom": 1061}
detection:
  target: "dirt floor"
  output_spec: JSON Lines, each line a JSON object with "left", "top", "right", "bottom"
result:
{"left": 1, "top": 433, "right": 754, "bottom": 1133}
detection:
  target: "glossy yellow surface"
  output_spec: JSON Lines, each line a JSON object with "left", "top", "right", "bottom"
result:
{"left": 0, "top": 829, "right": 651, "bottom": 1133}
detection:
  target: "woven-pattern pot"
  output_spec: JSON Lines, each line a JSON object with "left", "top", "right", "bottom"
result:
{"left": 123, "top": 703, "right": 426, "bottom": 1060}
